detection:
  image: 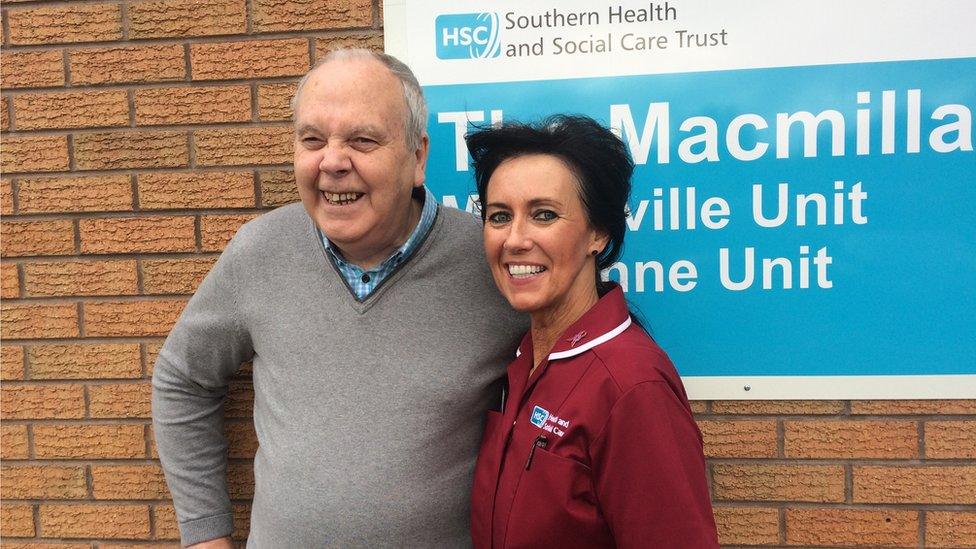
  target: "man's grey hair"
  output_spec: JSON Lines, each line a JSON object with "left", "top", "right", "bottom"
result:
{"left": 291, "top": 49, "right": 429, "bottom": 151}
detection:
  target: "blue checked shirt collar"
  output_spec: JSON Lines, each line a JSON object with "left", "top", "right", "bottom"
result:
{"left": 320, "top": 187, "right": 438, "bottom": 301}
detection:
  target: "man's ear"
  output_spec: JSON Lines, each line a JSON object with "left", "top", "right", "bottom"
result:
{"left": 413, "top": 134, "right": 430, "bottom": 187}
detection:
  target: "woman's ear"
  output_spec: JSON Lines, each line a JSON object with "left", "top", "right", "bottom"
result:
{"left": 590, "top": 229, "right": 611, "bottom": 257}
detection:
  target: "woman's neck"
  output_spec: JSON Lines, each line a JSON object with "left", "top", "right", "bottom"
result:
{"left": 529, "top": 287, "right": 600, "bottom": 372}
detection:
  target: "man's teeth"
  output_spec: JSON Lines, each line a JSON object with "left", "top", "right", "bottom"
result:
{"left": 508, "top": 264, "right": 546, "bottom": 277}
{"left": 324, "top": 192, "right": 363, "bottom": 205}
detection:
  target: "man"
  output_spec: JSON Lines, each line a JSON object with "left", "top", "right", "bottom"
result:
{"left": 152, "top": 49, "right": 524, "bottom": 548}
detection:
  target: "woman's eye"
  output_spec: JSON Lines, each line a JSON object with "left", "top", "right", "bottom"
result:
{"left": 487, "top": 212, "right": 511, "bottom": 224}
{"left": 534, "top": 210, "right": 558, "bottom": 222}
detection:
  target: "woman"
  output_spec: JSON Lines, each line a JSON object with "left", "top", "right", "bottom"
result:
{"left": 467, "top": 115, "right": 718, "bottom": 548}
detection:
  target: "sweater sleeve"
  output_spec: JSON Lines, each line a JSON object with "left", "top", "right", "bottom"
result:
{"left": 151, "top": 236, "right": 254, "bottom": 546}
{"left": 589, "top": 381, "right": 719, "bottom": 549}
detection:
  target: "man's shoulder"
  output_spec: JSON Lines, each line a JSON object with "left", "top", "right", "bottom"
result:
{"left": 431, "top": 204, "right": 483, "bottom": 243}
{"left": 230, "top": 203, "right": 310, "bottom": 251}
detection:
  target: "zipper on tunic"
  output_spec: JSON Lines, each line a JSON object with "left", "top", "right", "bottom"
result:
{"left": 524, "top": 435, "right": 549, "bottom": 470}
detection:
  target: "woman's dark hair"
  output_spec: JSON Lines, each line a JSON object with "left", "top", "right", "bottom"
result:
{"left": 466, "top": 114, "right": 634, "bottom": 294}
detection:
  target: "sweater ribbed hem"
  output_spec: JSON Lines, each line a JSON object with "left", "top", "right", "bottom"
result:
{"left": 180, "top": 512, "right": 235, "bottom": 546}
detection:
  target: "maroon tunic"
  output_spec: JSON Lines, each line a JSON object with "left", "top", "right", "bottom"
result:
{"left": 471, "top": 285, "right": 718, "bottom": 548}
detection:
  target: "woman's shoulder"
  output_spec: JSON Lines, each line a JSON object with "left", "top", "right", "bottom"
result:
{"left": 588, "top": 325, "right": 685, "bottom": 396}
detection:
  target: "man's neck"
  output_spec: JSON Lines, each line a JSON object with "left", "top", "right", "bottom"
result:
{"left": 334, "top": 196, "right": 424, "bottom": 270}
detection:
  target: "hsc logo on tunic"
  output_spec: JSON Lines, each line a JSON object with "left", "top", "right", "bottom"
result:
{"left": 529, "top": 405, "right": 550, "bottom": 428}
{"left": 434, "top": 13, "right": 501, "bottom": 59}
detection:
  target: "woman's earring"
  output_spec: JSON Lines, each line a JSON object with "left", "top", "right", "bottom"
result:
{"left": 590, "top": 249, "right": 599, "bottom": 256}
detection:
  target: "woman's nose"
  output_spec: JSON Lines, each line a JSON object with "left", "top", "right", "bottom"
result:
{"left": 503, "top": 218, "right": 532, "bottom": 253}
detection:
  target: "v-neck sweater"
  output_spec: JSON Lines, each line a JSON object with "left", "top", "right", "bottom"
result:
{"left": 152, "top": 202, "right": 526, "bottom": 547}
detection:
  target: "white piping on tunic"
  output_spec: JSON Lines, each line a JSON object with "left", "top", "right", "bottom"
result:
{"left": 515, "top": 317, "right": 632, "bottom": 361}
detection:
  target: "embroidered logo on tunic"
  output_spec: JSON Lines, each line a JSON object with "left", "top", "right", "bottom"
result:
{"left": 529, "top": 405, "right": 550, "bottom": 428}
{"left": 567, "top": 330, "right": 587, "bottom": 347}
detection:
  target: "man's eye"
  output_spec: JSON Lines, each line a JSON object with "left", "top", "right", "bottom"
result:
{"left": 487, "top": 212, "right": 511, "bottom": 224}
{"left": 534, "top": 210, "right": 558, "bottom": 222}
{"left": 351, "top": 137, "right": 377, "bottom": 146}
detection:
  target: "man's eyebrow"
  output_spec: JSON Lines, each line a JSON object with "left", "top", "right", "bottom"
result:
{"left": 294, "top": 123, "right": 317, "bottom": 135}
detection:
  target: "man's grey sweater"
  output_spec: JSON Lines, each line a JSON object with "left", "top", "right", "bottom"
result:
{"left": 151, "top": 203, "right": 525, "bottom": 547}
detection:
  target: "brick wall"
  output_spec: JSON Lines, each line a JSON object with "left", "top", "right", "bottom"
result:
{"left": 0, "top": 1, "right": 973, "bottom": 547}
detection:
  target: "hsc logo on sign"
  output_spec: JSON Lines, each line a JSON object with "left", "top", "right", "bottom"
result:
{"left": 435, "top": 13, "right": 501, "bottom": 59}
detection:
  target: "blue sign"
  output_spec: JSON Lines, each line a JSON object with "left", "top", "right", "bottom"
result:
{"left": 423, "top": 58, "right": 976, "bottom": 385}
{"left": 530, "top": 406, "right": 550, "bottom": 428}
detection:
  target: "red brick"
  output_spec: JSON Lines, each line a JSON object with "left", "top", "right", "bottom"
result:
{"left": 711, "top": 400, "right": 845, "bottom": 415}
{"left": 33, "top": 424, "right": 146, "bottom": 459}
{"left": 1, "top": 179, "right": 13, "bottom": 214}
{"left": 1, "top": 98, "right": 8, "bottom": 132}
{"left": 29, "top": 343, "right": 142, "bottom": 380}
{"left": 227, "top": 463, "right": 255, "bottom": 498}
{"left": 135, "top": 85, "right": 251, "bottom": 126}
{"left": 712, "top": 464, "right": 846, "bottom": 502}
{"left": 0, "top": 503, "right": 35, "bottom": 537}
{"left": 1, "top": 384, "right": 86, "bottom": 419}
{"left": 714, "top": 506, "right": 779, "bottom": 546}
{"left": 138, "top": 171, "right": 254, "bottom": 209}
{"left": 194, "top": 126, "right": 293, "bottom": 166}
{"left": 226, "top": 421, "right": 258, "bottom": 458}
{"left": 259, "top": 170, "right": 299, "bottom": 206}
{"left": 0, "top": 50, "right": 65, "bottom": 88}
{"left": 24, "top": 260, "right": 137, "bottom": 297}
{"left": 91, "top": 465, "right": 168, "bottom": 499}
{"left": 1, "top": 345, "right": 26, "bottom": 381}
{"left": 785, "top": 508, "right": 917, "bottom": 547}
{"left": 6, "top": 4, "right": 122, "bottom": 45}
{"left": 145, "top": 341, "right": 164, "bottom": 376}
{"left": 79, "top": 216, "right": 195, "bottom": 254}
{"left": 314, "top": 32, "right": 385, "bottom": 59}
{"left": 13, "top": 90, "right": 129, "bottom": 130}
{"left": 854, "top": 465, "right": 976, "bottom": 504}
{"left": 129, "top": 0, "right": 246, "bottom": 39}
{"left": 1, "top": 219, "right": 75, "bottom": 257}
{"left": 2, "top": 543, "right": 92, "bottom": 549}
{"left": 190, "top": 39, "right": 309, "bottom": 81}
{"left": 257, "top": 82, "right": 297, "bottom": 121}
{"left": 926, "top": 511, "right": 976, "bottom": 548}
{"left": 154, "top": 504, "right": 180, "bottom": 539}
{"left": 2, "top": 262, "right": 20, "bottom": 298}
{"left": 851, "top": 400, "right": 976, "bottom": 414}
{"left": 74, "top": 131, "right": 188, "bottom": 170}
{"left": 1, "top": 465, "right": 88, "bottom": 499}
{"left": 201, "top": 214, "right": 259, "bottom": 251}
{"left": 1, "top": 302, "right": 79, "bottom": 339}
{"left": 84, "top": 299, "right": 186, "bottom": 337}
{"left": 253, "top": 0, "right": 371, "bottom": 32}
{"left": 925, "top": 421, "right": 976, "bottom": 459}
{"left": 39, "top": 504, "right": 150, "bottom": 538}
{"left": 18, "top": 175, "right": 133, "bottom": 213}
{"left": 89, "top": 382, "right": 152, "bottom": 418}
{"left": 698, "top": 420, "right": 777, "bottom": 458}
{"left": 142, "top": 257, "right": 217, "bottom": 295}
{"left": 70, "top": 44, "right": 185, "bottom": 85}
{"left": 226, "top": 381, "right": 254, "bottom": 418}
{"left": 155, "top": 503, "right": 250, "bottom": 540}
{"left": 1, "top": 424, "right": 30, "bottom": 460}
{"left": 0, "top": 135, "right": 70, "bottom": 173}
{"left": 784, "top": 420, "right": 918, "bottom": 458}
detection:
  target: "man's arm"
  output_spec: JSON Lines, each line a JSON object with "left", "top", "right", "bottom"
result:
{"left": 152, "top": 236, "right": 254, "bottom": 546}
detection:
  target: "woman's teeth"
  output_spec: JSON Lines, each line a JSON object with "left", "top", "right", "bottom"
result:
{"left": 508, "top": 264, "right": 546, "bottom": 277}
{"left": 324, "top": 192, "right": 363, "bottom": 205}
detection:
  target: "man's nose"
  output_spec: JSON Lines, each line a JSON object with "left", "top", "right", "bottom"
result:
{"left": 318, "top": 142, "right": 352, "bottom": 176}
